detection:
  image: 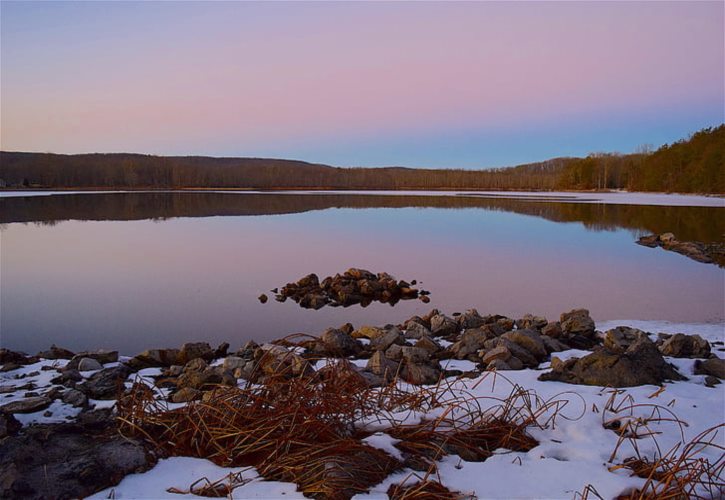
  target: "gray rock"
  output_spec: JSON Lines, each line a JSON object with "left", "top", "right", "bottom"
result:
{"left": 541, "top": 335, "right": 568, "bottom": 354}
{"left": 488, "top": 338, "right": 540, "bottom": 368}
{"left": 183, "top": 358, "right": 208, "bottom": 372}
{"left": 501, "top": 329, "right": 547, "bottom": 360}
{"left": 67, "top": 350, "right": 118, "bottom": 370}
{"left": 77, "top": 366, "right": 131, "bottom": 399}
{"left": 560, "top": 309, "right": 596, "bottom": 338}
{"left": 0, "top": 397, "right": 51, "bottom": 414}
{"left": 37, "top": 345, "right": 75, "bottom": 360}
{"left": 385, "top": 344, "right": 404, "bottom": 361}
{"left": 404, "top": 322, "right": 433, "bottom": 340}
{"left": 539, "top": 337, "right": 684, "bottom": 387}
{"left": 430, "top": 314, "right": 458, "bottom": 337}
{"left": 400, "top": 346, "right": 430, "bottom": 364}
{"left": 178, "top": 342, "right": 214, "bottom": 364}
{"left": 366, "top": 351, "right": 400, "bottom": 381}
{"left": 402, "top": 363, "right": 441, "bottom": 385}
{"left": 603, "top": 327, "right": 649, "bottom": 354}
{"left": 659, "top": 333, "right": 711, "bottom": 358}
{"left": 414, "top": 336, "right": 441, "bottom": 354}
{"left": 486, "top": 359, "right": 512, "bottom": 371}
{"left": 481, "top": 345, "right": 511, "bottom": 365}
{"left": 126, "top": 348, "right": 181, "bottom": 370}
{"left": 77, "top": 357, "right": 103, "bottom": 372}
{"left": 516, "top": 314, "right": 548, "bottom": 330}
{"left": 541, "top": 322, "right": 563, "bottom": 338}
{"left": 61, "top": 389, "right": 88, "bottom": 408}
{"left": 457, "top": 309, "right": 487, "bottom": 330}
{"left": 694, "top": 358, "right": 725, "bottom": 379}
{"left": 370, "top": 327, "right": 405, "bottom": 351}
{"left": 450, "top": 327, "right": 496, "bottom": 359}
{"left": 0, "top": 412, "right": 155, "bottom": 499}
{"left": 321, "top": 328, "right": 361, "bottom": 356}
{"left": 222, "top": 356, "right": 246, "bottom": 372}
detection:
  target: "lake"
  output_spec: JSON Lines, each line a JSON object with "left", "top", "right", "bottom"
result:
{"left": 1, "top": 191, "right": 723, "bottom": 354}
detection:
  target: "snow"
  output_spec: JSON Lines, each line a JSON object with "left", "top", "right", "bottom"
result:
{"left": 2, "top": 319, "right": 723, "bottom": 498}
{"left": 2, "top": 189, "right": 722, "bottom": 207}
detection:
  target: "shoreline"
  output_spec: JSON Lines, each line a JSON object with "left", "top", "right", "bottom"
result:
{"left": 1, "top": 308, "right": 723, "bottom": 499}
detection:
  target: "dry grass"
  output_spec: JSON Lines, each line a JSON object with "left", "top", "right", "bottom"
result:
{"left": 116, "top": 361, "right": 559, "bottom": 499}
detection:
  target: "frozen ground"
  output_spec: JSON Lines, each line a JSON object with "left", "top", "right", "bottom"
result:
{"left": 3, "top": 320, "right": 723, "bottom": 499}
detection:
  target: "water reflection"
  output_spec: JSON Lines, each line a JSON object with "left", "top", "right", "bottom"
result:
{"left": 1, "top": 192, "right": 723, "bottom": 354}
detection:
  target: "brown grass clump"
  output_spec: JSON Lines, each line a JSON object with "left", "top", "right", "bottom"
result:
{"left": 387, "top": 478, "right": 466, "bottom": 499}
{"left": 117, "top": 362, "right": 555, "bottom": 499}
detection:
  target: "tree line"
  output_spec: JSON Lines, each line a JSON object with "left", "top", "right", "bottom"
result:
{"left": 1, "top": 125, "right": 722, "bottom": 193}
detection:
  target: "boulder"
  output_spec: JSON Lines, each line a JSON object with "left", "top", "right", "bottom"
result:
{"left": 401, "top": 363, "right": 441, "bottom": 385}
{"left": 430, "top": 314, "right": 459, "bottom": 337}
{"left": 450, "top": 327, "right": 496, "bottom": 360}
{"left": 603, "top": 327, "right": 649, "bottom": 354}
{"left": 659, "top": 333, "right": 711, "bottom": 358}
{"left": 400, "top": 347, "right": 430, "bottom": 364}
{"left": 171, "top": 387, "right": 202, "bottom": 403}
{"left": 541, "top": 322, "right": 563, "bottom": 339}
{"left": 457, "top": 309, "right": 487, "bottom": 330}
{"left": 126, "top": 348, "right": 180, "bottom": 370}
{"left": 485, "top": 338, "right": 539, "bottom": 368}
{"left": 486, "top": 359, "right": 513, "bottom": 371}
{"left": 0, "top": 412, "right": 155, "bottom": 499}
{"left": 694, "top": 358, "right": 725, "bottom": 379}
{"left": 77, "top": 366, "right": 131, "bottom": 399}
{"left": 385, "top": 344, "right": 404, "bottom": 361}
{"left": 61, "top": 389, "right": 88, "bottom": 408}
{"left": 77, "top": 358, "right": 103, "bottom": 372}
{"left": 321, "top": 328, "right": 361, "bottom": 356}
{"left": 539, "top": 337, "right": 684, "bottom": 387}
{"left": 541, "top": 335, "right": 568, "bottom": 354}
{"left": 0, "top": 397, "right": 52, "bottom": 414}
{"left": 178, "top": 343, "right": 214, "bottom": 364}
{"left": 560, "top": 309, "right": 596, "bottom": 338}
{"left": 414, "top": 336, "right": 442, "bottom": 354}
{"left": 176, "top": 367, "right": 223, "bottom": 390}
{"left": 370, "top": 327, "right": 405, "bottom": 351}
{"left": 501, "top": 329, "right": 547, "bottom": 360}
{"left": 404, "top": 322, "right": 433, "bottom": 340}
{"left": 352, "top": 326, "right": 386, "bottom": 340}
{"left": 37, "top": 345, "right": 75, "bottom": 360}
{"left": 257, "top": 345, "right": 314, "bottom": 378}
{"left": 67, "top": 350, "right": 118, "bottom": 370}
{"left": 480, "top": 345, "right": 512, "bottom": 365}
{"left": 0, "top": 349, "right": 36, "bottom": 366}
{"left": 0, "top": 411, "right": 21, "bottom": 439}
{"left": 516, "top": 314, "right": 548, "bottom": 330}
{"left": 183, "top": 358, "right": 208, "bottom": 372}
{"left": 222, "top": 356, "right": 247, "bottom": 372}
{"left": 366, "top": 351, "right": 400, "bottom": 381}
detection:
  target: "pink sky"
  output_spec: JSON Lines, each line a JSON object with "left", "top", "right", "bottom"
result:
{"left": 1, "top": 1, "right": 723, "bottom": 167}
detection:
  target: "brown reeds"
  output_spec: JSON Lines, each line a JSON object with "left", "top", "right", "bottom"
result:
{"left": 116, "top": 360, "right": 573, "bottom": 499}
{"left": 387, "top": 478, "right": 466, "bottom": 500}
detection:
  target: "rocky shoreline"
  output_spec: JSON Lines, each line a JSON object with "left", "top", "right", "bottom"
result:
{"left": 637, "top": 232, "right": 725, "bottom": 267}
{"left": 1, "top": 308, "right": 724, "bottom": 499}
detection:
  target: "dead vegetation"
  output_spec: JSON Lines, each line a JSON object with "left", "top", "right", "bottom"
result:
{"left": 116, "top": 362, "right": 556, "bottom": 499}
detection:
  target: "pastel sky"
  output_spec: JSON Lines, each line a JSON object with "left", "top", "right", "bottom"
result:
{"left": 1, "top": 1, "right": 723, "bottom": 168}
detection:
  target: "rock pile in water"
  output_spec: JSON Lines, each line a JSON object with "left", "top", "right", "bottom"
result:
{"left": 265, "top": 268, "right": 430, "bottom": 309}
{"left": 637, "top": 232, "right": 725, "bottom": 267}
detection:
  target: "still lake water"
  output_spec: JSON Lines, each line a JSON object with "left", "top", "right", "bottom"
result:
{"left": 1, "top": 191, "right": 723, "bottom": 354}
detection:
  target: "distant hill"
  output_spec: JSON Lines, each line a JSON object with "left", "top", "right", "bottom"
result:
{"left": 1, "top": 125, "right": 722, "bottom": 193}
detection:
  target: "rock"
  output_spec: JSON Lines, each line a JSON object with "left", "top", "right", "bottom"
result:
{"left": 176, "top": 367, "right": 223, "bottom": 390}
{"left": 66, "top": 350, "right": 118, "bottom": 371}
{"left": 61, "top": 389, "right": 88, "bottom": 408}
{"left": 222, "top": 356, "right": 246, "bottom": 372}
{"left": 236, "top": 341, "right": 259, "bottom": 360}
{"left": 37, "top": 345, "right": 75, "bottom": 360}
{"left": 401, "top": 363, "right": 441, "bottom": 385}
{"left": 385, "top": 344, "right": 404, "bottom": 361}
{"left": 0, "top": 397, "right": 52, "bottom": 414}
{"left": 183, "top": 358, "right": 208, "bottom": 372}
{"left": 485, "top": 338, "right": 539, "bottom": 368}
{"left": 501, "top": 329, "right": 547, "bottom": 360}
{"left": 457, "top": 309, "right": 487, "bottom": 330}
{"left": 0, "top": 349, "right": 36, "bottom": 366}
{"left": 486, "top": 359, "right": 512, "bottom": 371}
{"left": 694, "top": 358, "right": 725, "bottom": 379}
{"left": 370, "top": 327, "right": 405, "bottom": 352}
{"left": 77, "top": 366, "right": 131, "bottom": 399}
{"left": 560, "top": 309, "right": 596, "bottom": 337}
{"left": 541, "top": 335, "right": 568, "bottom": 354}
{"left": 404, "top": 322, "right": 433, "bottom": 340}
{"left": 516, "top": 314, "right": 548, "bottom": 330}
{"left": 539, "top": 337, "right": 684, "bottom": 387}
{"left": 126, "top": 348, "right": 181, "bottom": 370}
{"left": 541, "top": 322, "right": 563, "bottom": 338}
{"left": 705, "top": 375, "right": 721, "bottom": 388}
{"left": 51, "top": 369, "right": 82, "bottom": 387}
{"left": 178, "top": 343, "right": 214, "bottom": 364}
{"left": 171, "top": 387, "right": 202, "bottom": 403}
{"left": 0, "top": 415, "right": 155, "bottom": 499}
{"left": 450, "top": 327, "right": 496, "bottom": 360}
{"left": 257, "top": 345, "right": 314, "bottom": 378}
{"left": 400, "top": 347, "right": 430, "bottom": 364}
{"left": 352, "top": 325, "right": 385, "bottom": 340}
{"left": 258, "top": 293, "right": 268, "bottom": 304}
{"left": 414, "top": 336, "right": 441, "bottom": 354}
{"left": 603, "top": 327, "right": 649, "bottom": 354}
{"left": 481, "top": 345, "right": 511, "bottom": 365}
{"left": 321, "top": 328, "right": 361, "bottom": 356}
{"left": 366, "top": 351, "right": 400, "bottom": 381}
{"left": 77, "top": 357, "right": 103, "bottom": 372}
{"left": 507, "top": 356, "right": 524, "bottom": 370}
{"left": 659, "top": 333, "right": 711, "bottom": 358}
{"left": 430, "top": 314, "right": 458, "bottom": 337}
{"left": 0, "top": 411, "right": 21, "bottom": 438}
{"left": 214, "top": 342, "right": 230, "bottom": 358}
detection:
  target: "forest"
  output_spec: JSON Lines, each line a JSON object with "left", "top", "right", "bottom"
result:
{"left": 1, "top": 125, "right": 722, "bottom": 193}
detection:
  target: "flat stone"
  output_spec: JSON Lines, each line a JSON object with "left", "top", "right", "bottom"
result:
{"left": 0, "top": 396, "right": 52, "bottom": 414}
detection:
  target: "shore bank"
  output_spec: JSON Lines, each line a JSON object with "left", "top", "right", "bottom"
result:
{"left": 1, "top": 309, "right": 723, "bottom": 499}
